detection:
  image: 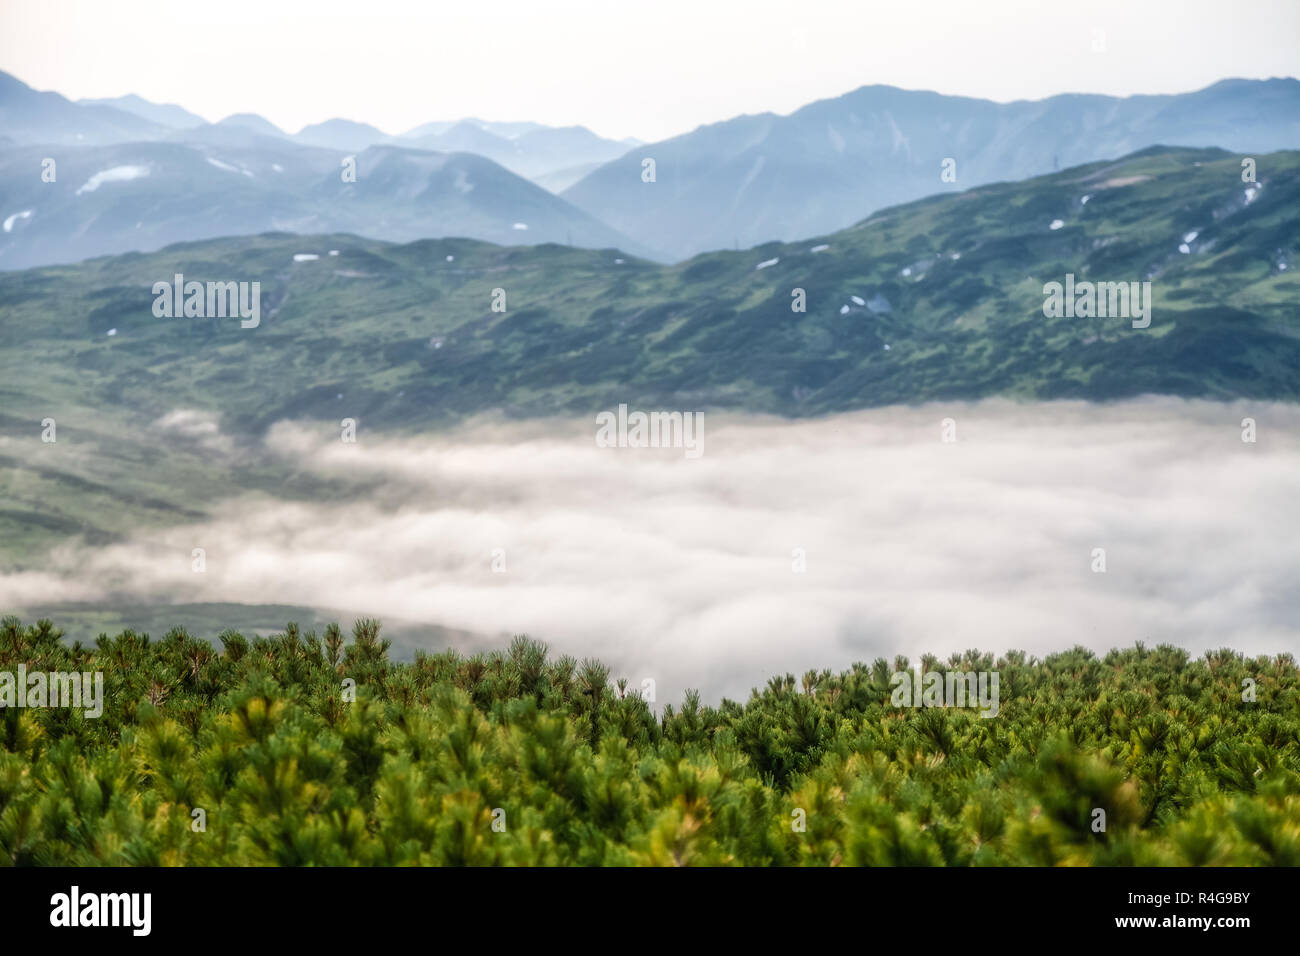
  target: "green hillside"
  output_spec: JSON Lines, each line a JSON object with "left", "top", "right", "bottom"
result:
{"left": 3, "top": 147, "right": 1297, "bottom": 426}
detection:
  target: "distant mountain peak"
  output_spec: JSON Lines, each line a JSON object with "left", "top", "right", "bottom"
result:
{"left": 216, "top": 113, "right": 287, "bottom": 138}
{"left": 563, "top": 77, "right": 1300, "bottom": 260}
{"left": 294, "top": 118, "right": 392, "bottom": 151}
{"left": 78, "top": 92, "right": 207, "bottom": 129}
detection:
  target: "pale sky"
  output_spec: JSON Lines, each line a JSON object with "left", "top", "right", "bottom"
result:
{"left": 2, "top": 0, "right": 1297, "bottom": 142}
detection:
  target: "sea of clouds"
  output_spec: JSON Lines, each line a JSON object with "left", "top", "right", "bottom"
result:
{"left": 5, "top": 397, "right": 1297, "bottom": 704}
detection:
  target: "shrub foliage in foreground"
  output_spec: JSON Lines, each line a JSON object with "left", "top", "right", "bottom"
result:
{"left": 0, "top": 616, "right": 1297, "bottom": 866}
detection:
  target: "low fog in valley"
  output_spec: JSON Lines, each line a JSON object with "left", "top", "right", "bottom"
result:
{"left": 4, "top": 397, "right": 1294, "bottom": 704}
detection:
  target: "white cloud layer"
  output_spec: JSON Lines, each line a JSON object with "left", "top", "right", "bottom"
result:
{"left": 5, "top": 397, "right": 1297, "bottom": 703}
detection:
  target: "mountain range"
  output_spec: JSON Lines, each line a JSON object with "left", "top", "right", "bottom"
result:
{"left": 0, "top": 71, "right": 638, "bottom": 189}
{"left": 0, "top": 69, "right": 650, "bottom": 267}
{"left": 0, "top": 137, "right": 651, "bottom": 269}
{"left": 563, "top": 78, "right": 1300, "bottom": 259}
{"left": 2, "top": 69, "right": 1299, "bottom": 271}
{"left": 208, "top": 111, "right": 639, "bottom": 188}
{"left": 0, "top": 70, "right": 162, "bottom": 146}
{"left": 2, "top": 145, "right": 1295, "bottom": 559}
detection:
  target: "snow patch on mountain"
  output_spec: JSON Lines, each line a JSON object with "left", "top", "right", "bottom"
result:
{"left": 3, "top": 210, "right": 33, "bottom": 232}
{"left": 75, "top": 165, "right": 150, "bottom": 196}
{"left": 206, "top": 157, "right": 253, "bottom": 177}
